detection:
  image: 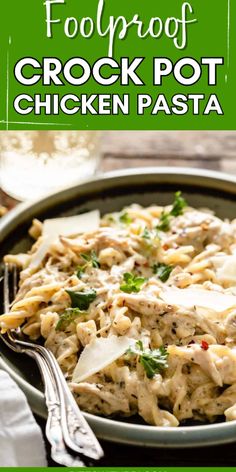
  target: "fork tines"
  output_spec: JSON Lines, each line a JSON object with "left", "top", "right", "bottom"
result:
{"left": 3, "top": 263, "right": 19, "bottom": 313}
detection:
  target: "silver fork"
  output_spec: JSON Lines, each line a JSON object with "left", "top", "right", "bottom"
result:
{"left": 1, "top": 263, "right": 103, "bottom": 465}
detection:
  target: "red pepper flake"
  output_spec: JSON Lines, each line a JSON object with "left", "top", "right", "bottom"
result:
{"left": 201, "top": 340, "right": 209, "bottom": 351}
{"left": 163, "top": 244, "right": 169, "bottom": 251}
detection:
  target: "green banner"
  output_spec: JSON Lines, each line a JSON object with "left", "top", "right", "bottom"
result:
{"left": 0, "top": 0, "right": 235, "bottom": 130}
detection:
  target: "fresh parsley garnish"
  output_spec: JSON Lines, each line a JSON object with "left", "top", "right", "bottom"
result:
{"left": 57, "top": 288, "right": 97, "bottom": 330}
{"left": 76, "top": 267, "right": 85, "bottom": 279}
{"left": 152, "top": 263, "right": 173, "bottom": 282}
{"left": 142, "top": 228, "right": 151, "bottom": 239}
{"left": 156, "top": 212, "right": 171, "bottom": 232}
{"left": 81, "top": 251, "right": 100, "bottom": 268}
{"left": 120, "top": 272, "right": 146, "bottom": 293}
{"left": 170, "top": 191, "right": 187, "bottom": 217}
{"left": 119, "top": 212, "right": 132, "bottom": 225}
{"left": 156, "top": 192, "right": 187, "bottom": 232}
{"left": 76, "top": 251, "right": 100, "bottom": 278}
{"left": 128, "top": 341, "right": 168, "bottom": 378}
{"left": 107, "top": 215, "right": 115, "bottom": 222}
{"left": 56, "top": 308, "right": 83, "bottom": 331}
{"left": 141, "top": 228, "right": 160, "bottom": 252}
{"left": 66, "top": 289, "right": 97, "bottom": 310}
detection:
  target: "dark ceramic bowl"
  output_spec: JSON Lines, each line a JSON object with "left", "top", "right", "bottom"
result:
{"left": 1, "top": 167, "right": 236, "bottom": 447}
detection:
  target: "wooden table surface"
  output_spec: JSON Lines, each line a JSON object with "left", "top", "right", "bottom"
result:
{"left": 1, "top": 130, "right": 236, "bottom": 467}
{"left": 1, "top": 130, "right": 236, "bottom": 209}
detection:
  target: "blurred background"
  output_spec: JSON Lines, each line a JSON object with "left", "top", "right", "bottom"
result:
{"left": 1, "top": 130, "right": 236, "bottom": 214}
{"left": 101, "top": 131, "right": 236, "bottom": 173}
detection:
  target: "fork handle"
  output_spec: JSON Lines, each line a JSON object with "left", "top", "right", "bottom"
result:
{"left": 38, "top": 346, "right": 103, "bottom": 460}
{"left": 13, "top": 337, "right": 103, "bottom": 461}
{"left": 26, "top": 349, "right": 85, "bottom": 467}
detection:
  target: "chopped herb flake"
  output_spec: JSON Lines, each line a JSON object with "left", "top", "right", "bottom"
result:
{"left": 76, "top": 266, "right": 85, "bottom": 279}
{"left": 141, "top": 228, "right": 160, "bottom": 251}
{"left": 156, "top": 192, "right": 187, "bottom": 232}
{"left": 120, "top": 272, "right": 146, "bottom": 293}
{"left": 142, "top": 228, "right": 152, "bottom": 239}
{"left": 107, "top": 215, "right": 115, "bottom": 222}
{"left": 128, "top": 341, "right": 168, "bottom": 378}
{"left": 119, "top": 212, "right": 132, "bottom": 225}
{"left": 156, "top": 212, "right": 171, "bottom": 232}
{"left": 81, "top": 251, "right": 100, "bottom": 268}
{"left": 66, "top": 289, "right": 97, "bottom": 310}
{"left": 76, "top": 251, "right": 100, "bottom": 278}
{"left": 170, "top": 191, "right": 187, "bottom": 217}
{"left": 153, "top": 263, "right": 173, "bottom": 282}
{"left": 56, "top": 308, "right": 83, "bottom": 331}
{"left": 80, "top": 253, "right": 91, "bottom": 262}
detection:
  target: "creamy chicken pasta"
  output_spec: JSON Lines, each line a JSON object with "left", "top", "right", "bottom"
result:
{"left": 3, "top": 192, "right": 236, "bottom": 427}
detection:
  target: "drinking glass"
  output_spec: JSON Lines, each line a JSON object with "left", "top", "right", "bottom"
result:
{"left": 0, "top": 131, "right": 101, "bottom": 201}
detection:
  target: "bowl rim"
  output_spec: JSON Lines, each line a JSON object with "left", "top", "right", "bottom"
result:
{"left": 2, "top": 166, "right": 236, "bottom": 447}
{"left": 2, "top": 165, "right": 236, "bottom": 235}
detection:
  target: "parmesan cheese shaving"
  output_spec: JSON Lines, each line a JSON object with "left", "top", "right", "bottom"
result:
{"left": 43, "top": 210, "right": 100, "bottom": 238}
{"left": 29, "top": 210, "right": 100, "bottom": 268}
{"left": 161, "top": 287, "right": 236, "bottom": 312}
{"left": 216, "top": 255, "right": 236, "bottom": 284}
{"left": 29, "top": 235, "right": 54, "bottom": 269}
{"left": 72, "top": 335, "right": 132, "bottom": 383}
